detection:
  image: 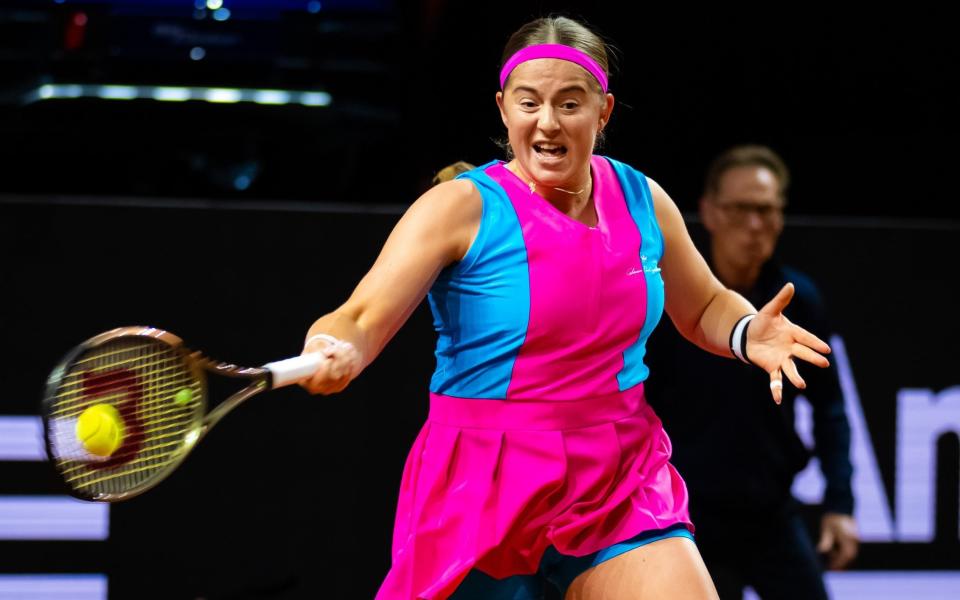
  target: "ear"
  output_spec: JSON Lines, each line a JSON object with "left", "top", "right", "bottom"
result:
{"left": 496, "top": 91, "right": 508, "bottom": 128}
{"left": 599, "top": 92, "right": 615, "bottom": 130}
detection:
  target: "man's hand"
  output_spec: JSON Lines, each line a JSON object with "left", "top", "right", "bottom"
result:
{"left": 818, "top": 512, "right": 859, "bottom": 570}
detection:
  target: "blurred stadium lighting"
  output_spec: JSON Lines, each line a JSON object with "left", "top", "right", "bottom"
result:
{"left": 22, "top": 84, "right": 331, "bottom": 108}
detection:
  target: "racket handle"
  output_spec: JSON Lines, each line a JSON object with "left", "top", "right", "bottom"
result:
{"left": 264, "top": 353, "right": 325, "bottom": 388}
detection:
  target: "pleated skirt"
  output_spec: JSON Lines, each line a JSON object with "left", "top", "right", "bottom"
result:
{"left": 375, "top": 384, "right": 691, "bottom": 600}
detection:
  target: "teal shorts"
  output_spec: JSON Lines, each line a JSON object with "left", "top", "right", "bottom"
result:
{"left": 449, "top": 523, "right": 694, "bottom": 599}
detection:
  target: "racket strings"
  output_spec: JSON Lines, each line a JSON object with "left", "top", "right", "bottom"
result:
{"left": 51, "top": 375, "right": 200, "bottom": 420}
{"left": 49, "top": 337, "right": 203, "bottom": 498}
{"left": 60, "top": 438, "right": 191, "bottom": 479}
{"left": 58, "top": 411, "right": 205, "bottom": 478}
{"left": 51, "top": 356, "right": 197, "bottom": 415}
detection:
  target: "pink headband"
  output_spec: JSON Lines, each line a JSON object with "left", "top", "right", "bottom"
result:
{"left": 499, "top": 44, "right": 609, "bottom": 93}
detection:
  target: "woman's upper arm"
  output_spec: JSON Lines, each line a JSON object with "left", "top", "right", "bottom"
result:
{"left": 335, "top": 178, "right": 481, "bottom": 355}
{"left": 648, "top": 176, "right": 724, "bottom": 339}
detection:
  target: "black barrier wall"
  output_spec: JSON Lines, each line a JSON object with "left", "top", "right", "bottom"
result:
{"left": 1, "top": 201, "right": 958, "bottom": 598}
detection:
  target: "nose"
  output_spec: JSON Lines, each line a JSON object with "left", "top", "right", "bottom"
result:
{"left": 745, "top": 210, "right": 765, "bottom": 230}
{"left": 537, "top": 105, "right": 560, "bottom": 134}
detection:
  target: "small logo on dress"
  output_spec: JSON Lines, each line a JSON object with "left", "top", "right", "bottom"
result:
{"left": 639, "top": 254, "right": 662, "bottom": 274}
{"left": 628, "top": 268, "right": 643, "bottom": 276}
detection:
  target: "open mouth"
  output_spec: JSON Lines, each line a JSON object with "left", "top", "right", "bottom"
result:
{"left": 533, "top": 143, "right": 568, "bottom": 157}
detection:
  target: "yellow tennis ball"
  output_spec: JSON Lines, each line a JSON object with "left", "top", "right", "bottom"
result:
{"left": 173, "top": 388, "right": 193, "bottom": 406}
{"left": 76, "top": 404, "right": 124, "bottom": 457}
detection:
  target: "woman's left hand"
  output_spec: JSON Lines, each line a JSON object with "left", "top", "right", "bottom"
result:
{"left": 746, "top": 283, "right": 832, "bottom": 404}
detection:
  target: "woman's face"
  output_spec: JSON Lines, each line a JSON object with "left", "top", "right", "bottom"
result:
{"left": 497, "top": 58, "right": 614, "bottom": 190}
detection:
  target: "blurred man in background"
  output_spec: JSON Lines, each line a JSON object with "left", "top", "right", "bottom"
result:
{"left": 646, "top": 145, "right": 858, "bottom": 599}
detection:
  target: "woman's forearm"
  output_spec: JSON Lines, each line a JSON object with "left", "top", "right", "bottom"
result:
{"left": 688, "top": 288, "right": 757, "bottom": 359}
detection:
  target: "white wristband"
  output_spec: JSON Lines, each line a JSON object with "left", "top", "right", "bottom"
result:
{"left": 730, "top": 314, "right": 756, "bottom": 365}
{"left": 304, "top": 333, "right": 342, "bottom": 350}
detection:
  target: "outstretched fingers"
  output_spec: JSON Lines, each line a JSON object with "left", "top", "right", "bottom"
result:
{"left": 755, "top": 285, "right": 833, "bottom": 404}
{"left": 781, "top": 358, "right": 806, "bottom": 391}
{"left": 760, "top": 283, "right": 795, "bottom": 316}
{"left": 792, "top": 323, "right": 831, "bottom": 355}
{"left": 769, "top": 369, "right": 784, "bottom": 404}
{"left": 792, "top": 343, "right": 830, "bottom": 368}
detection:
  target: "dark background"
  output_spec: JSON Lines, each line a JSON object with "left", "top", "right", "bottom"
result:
{"left": 1, "top": 1, "right": 958, "bottom": 219}
{"left": 1, "top": 1, "right": 958, "bottom": 599}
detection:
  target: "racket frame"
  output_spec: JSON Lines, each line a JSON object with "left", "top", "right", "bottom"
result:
{"left": 42, "top": 326, "right": 274, "bottom": 502}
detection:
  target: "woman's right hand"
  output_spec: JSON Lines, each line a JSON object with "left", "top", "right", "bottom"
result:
{"left": 299, "top": 335, "right": 363, "bottom": 395}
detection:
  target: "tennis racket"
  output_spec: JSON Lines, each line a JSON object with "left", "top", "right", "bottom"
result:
{"left": 42, "top": 326, "right": 324, "bottom": 502}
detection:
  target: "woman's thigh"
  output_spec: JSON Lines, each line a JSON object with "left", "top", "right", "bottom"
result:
{"left": 565, "top": 537, "right": 719, "bottom": 600}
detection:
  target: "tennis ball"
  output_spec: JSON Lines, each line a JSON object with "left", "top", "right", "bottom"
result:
{"left": 76, "top": 404, "right": 124, "bottom": 457}
{"left": 173, "top": 388, "right": 193, "bottom": 406}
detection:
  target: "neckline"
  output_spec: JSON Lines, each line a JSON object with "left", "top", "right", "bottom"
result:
{"left": 497, "top": 159, "right": 601, "bottom": 231}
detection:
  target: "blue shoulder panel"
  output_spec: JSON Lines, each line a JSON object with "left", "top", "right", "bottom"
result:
{"left": 427, "top": 162, "right": 531, "bottom": 398}
{"left": 607, "top": 158, "right": 666, "bottom": 390}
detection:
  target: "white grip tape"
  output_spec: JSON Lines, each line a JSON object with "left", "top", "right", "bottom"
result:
{"left": 264, "top": 353, "right": 325, "bottom": 389}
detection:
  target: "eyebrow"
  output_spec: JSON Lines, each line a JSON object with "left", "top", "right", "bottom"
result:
{"left": 511, "top": 84, "right": 589, "bottom": 96}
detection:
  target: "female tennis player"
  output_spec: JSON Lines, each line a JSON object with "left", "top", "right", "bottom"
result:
{"left": 299, "top": 16, "right": 831, "bottom": 600}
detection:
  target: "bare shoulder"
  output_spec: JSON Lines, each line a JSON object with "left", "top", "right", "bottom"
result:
{"left": 644, "top": 175, "right": 684, "bottom": 227}
{"left": 435, "top": 178, "right": 482, "bottom": 209}
{"left": 402, "top": 178, "right": 482, "bottom": 262}
{"left": 410, "top": 178, "right": 482, "bottom": 222}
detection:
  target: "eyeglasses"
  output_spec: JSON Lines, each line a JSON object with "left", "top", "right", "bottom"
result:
{"left": 712, "top": 201, "right": 784, "bottom": 225}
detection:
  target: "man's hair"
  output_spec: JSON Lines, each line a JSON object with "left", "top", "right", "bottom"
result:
{"left": 704, "top": 145, "right": 790, "bottom": 199}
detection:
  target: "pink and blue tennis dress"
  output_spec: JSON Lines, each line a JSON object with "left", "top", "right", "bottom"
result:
{"left": 376, "top": 156, "right": 692, "bottom": 599}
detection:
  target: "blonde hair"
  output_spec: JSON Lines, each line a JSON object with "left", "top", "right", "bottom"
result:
{"left": 431, "top": 161, "right": 476, "bottom": 186}
{"left": 500, "top": 16, "right": 610, "bottom": 94}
